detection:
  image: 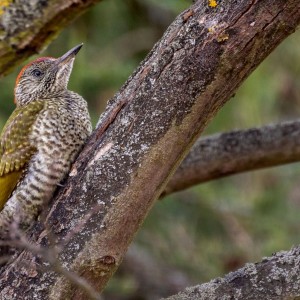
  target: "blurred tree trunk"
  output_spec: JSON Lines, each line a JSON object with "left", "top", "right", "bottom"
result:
{"left": 0, "top": 0, "right": 300, "bottom": 300}
{"left": 0, "top": 0, "right": 102, "bottom": 77}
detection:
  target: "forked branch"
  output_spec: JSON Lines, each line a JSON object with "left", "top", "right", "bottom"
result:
{"left": 0, "top": 0, "right": 299, "bottom": 299}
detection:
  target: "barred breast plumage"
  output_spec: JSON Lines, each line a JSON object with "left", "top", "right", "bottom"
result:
{"left": 0, "top": 44, "right": 92, "bottom": 233}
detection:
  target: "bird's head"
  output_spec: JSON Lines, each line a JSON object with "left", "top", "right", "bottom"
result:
{"left": 14, "top": 44, "right": 83, "bottom": 106}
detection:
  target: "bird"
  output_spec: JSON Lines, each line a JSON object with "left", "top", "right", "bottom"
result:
{"left": 0, "top": 44, "right": 92, "bottom": 234}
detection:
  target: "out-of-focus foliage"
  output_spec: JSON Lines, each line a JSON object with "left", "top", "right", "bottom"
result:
{"left": 0, "top": 0, "right": 300, "bottom": 299}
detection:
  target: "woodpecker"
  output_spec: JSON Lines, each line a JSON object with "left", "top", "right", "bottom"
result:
{"left": 0, "top": 44, "right": 92, "bottom": 233}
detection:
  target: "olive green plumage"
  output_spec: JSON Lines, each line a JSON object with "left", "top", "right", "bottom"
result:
{"left": 0, "top": 44, "right": 92, "bottom": 233}
{"left": 0, "top": 101, "right": 44, "bottom": 209}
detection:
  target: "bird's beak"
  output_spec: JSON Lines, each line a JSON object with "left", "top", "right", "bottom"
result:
{"left": 56, "top": 43, "right": 83, "bottom": 67}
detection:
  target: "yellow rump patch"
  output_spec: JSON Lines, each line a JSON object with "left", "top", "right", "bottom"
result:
{"left": 0, "top": 170, "right": 22, "bottom": 210}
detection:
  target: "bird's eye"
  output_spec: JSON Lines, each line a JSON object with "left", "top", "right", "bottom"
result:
{"left": 32, "top": 69, "right": 43, "bottom": 77}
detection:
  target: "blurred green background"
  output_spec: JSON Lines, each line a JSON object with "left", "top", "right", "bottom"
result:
{"left": 1, "top": 0, "right": 300, "bottom": 299}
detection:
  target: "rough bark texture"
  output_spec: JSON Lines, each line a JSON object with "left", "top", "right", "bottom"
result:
{"left": 0, "top": 0, "right": 101, "bottom": 77}
{"left": 164, "top": 246, "right": 300, "bottom": 300}
{"left": 0, "top": 0, "right": 300, "bottom": 299}
{"left": 164, "top": 120, "right": 300, "bottom": 196}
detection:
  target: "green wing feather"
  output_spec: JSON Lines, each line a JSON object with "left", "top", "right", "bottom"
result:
{"left": 0, "top": 101, "right": 45, "bottom": 209}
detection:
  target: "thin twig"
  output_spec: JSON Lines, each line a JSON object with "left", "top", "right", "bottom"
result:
{"left": 2, "top": 225, "right": 102, "bottom": 300}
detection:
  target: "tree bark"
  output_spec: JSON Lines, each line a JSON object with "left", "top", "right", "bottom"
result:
{"left": 0, "top": 0, "right": 102, "bottom": 77}
{"left": 163, "top": 246, "right": 300, "bottom": 300}
{"left": 164, "top": 119, "right": 300, "bottom": 196}
{"left": 0, "top": 0, "right": 300, "bottom": 299}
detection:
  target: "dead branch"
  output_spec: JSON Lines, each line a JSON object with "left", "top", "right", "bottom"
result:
{"left": 163, "top": 246, "right": 300, "bottom": 300}
{"left": 164, "top": 119, "right": 300, "bottom": 196}
{"left": 0, "top": 0, "right": 102, "bottom": 77}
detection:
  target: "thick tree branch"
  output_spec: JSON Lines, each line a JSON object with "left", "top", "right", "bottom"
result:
{"left": 163, "top": 246, "right": 300, "bottom": 300}
{"left": 0, "top": 0, "right": 300, "bottom": 299}
{"left": 164, "top": 120, "right": 300, "bottom": 196}
{"left": 0, "top": 0, "right": 102, "bottom": 77}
